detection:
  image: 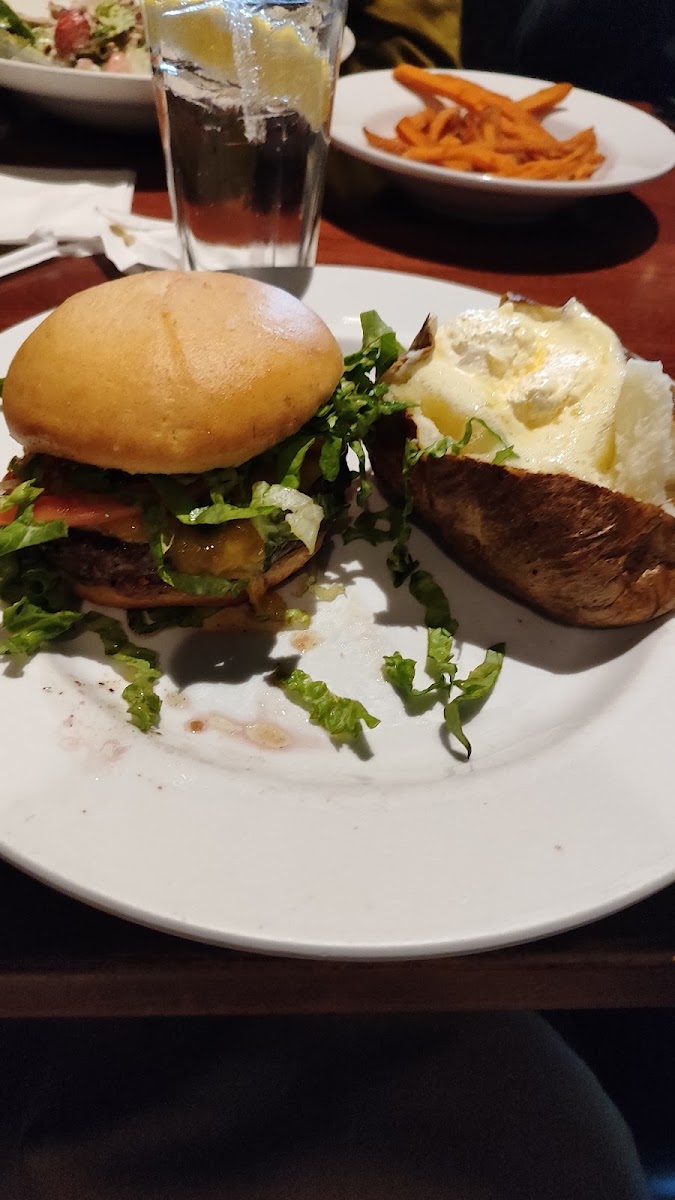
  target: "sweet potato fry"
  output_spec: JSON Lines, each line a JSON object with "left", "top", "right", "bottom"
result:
{"left": 393, "top": 64, "right": 557, "bottom": 144}
{"left": 428, "top": 105, "right": 460, "bottom": 141}
{"left": 409, "top": 108, "right": 434, "bottom": 129}
{"left": 572, "top": 157, "right": 604, "bottom": 178}
{"left": 392, "top": 70, "right": 445, "bottom": 112}
{"left": 366, "top": 71, "right": 603, "bottom": 183}
{"left": 556, "top": 128, "right": 597, "bottom": 154}
{"left": 394, "top": 64, "right": 499, "bottom": 114}
{"left": 497, "top": 110, "right": 559, "bottom": 151}
{"left": 517, "top": 82, "right": 572, "bottom": 117}
{"left": 457, "top": 110, "right": 482, "bottom": 144}
{"left": 396, "top": 114, "right": 433, "bottom": 146}
{"left": 403, "top": 142, "right": 462, "bottom": 163}
{"left": 364, "top": 129, "right": 408, "bottom": 155}
{"left": 511, "top": 147, "right": 604, "bottom": 180}
{"left": 437, "top": 144, "right": 504, "bottom": 172}
{"left": 479, "top": 106, "right": 501, "bottom": 149}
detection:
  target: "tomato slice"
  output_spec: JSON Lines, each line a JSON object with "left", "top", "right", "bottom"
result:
{"left": 0, "top": 491, "right": 141, "bottom": 528}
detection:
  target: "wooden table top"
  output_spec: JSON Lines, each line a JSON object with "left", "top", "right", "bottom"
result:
{"left": 0, "top": 94, "right": 674, "bottom": 1016}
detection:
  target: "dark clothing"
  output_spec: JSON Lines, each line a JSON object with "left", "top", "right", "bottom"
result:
{"left": 462, "top": 0, "right": 675, "bottom": 102}
{"left": 0, "top": 1014, "right": 649, "bottom": 1198}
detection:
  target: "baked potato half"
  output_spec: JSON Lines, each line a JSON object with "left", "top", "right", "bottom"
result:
{"left": 369, "top": 299, "right": 675, "bottom": 629}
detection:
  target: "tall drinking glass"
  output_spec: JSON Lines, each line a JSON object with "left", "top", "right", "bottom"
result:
{"left": 144, "top": 0, "right": 347, "bottom": 287}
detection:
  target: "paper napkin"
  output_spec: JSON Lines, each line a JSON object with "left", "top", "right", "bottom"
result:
{"left": 0, "top": 165, "right": 181, "bottom": 276}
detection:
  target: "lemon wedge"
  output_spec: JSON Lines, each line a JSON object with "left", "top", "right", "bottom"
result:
{"left": 145, "top": 0, "right": 331, "bottom": 130}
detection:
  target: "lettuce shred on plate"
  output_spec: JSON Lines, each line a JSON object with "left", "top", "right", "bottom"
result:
{"left": 274, "top": 668, "right": 380, "bottom": 741}
{"left": 344, "top": 432, "right": 505, "bottom": 758}
{"left": 0, "top": 313, "right": 505, "bottom": 754}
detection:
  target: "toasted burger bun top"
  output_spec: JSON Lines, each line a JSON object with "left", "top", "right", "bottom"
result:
{"left": 3, "top": 271, "right": 344, "bottom": 475}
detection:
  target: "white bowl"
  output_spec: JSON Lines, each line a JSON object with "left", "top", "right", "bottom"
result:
{"left": 0, "top": 23, "right": 356, "bottom": 132}
{"left": 332, "top": 68, "right": 675, "bottom": 220}
{"left": 0, "top": 56, "right": 155, "bottom": 130}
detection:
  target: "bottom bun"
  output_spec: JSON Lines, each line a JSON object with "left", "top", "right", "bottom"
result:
{"left": 72, "top": 583, "right": 231, "bottom": 609}
{"left": 72, "top": 541, "right": 317, "bottom": 610}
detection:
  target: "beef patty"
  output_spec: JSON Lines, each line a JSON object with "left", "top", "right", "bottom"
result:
{"left": 46, "top": 527, "right": 301, "bottom": 597}
{"left": 47, "top": 530, "right": 165, "bottom": 597}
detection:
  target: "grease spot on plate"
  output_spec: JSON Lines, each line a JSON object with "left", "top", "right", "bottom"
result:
{"left": 59, "top": 725, "right": 129, "bottom": 766}
{"left": 246, "top": 722, "right": 290, "bottom": 750}
{"left": 100, "top": 739, "right": 129, "bottom": 764}
{"left": 185, "top": 711, "right": 292, "bottom": 751}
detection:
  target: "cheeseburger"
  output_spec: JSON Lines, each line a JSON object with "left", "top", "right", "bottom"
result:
{"left": 1, "top": 270, "right": 346, "bottom": 613}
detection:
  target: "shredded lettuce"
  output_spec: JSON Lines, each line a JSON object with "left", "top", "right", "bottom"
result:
{"left": 318, "top": 437, "right": 343, "bottom": 484}
{"left": 79, "top": 613, "right": 161, "bottom": 733}
{"left": 0, "top": 478, "right": 40, "bottom": 515}
{"left": 310, "top": 580, "right": 345, "bottom": 601}
{"left": 0, "top": 554, "right": 160, "bottom": 732}
{"left": 0, "top": 553, "right": 16, "bottom": 597}
{"left": 493, "top": 445, "right": 519, "bottom": 466}
{"left": 126, "top": 607, "right": 209, "bottom": 636}
{"left": 426, "top": 624, "right": 456, "bottom": 684}
{"left": 92, "top": 0, "right": 135, "bottom": 41}
{"left": 348, "top": 418, "right": 514, "bottom": 590}
{"left": 275, "top": 667, "right": 379, "bottom": 741}
{"left": 0, "top": 592, "right": 161, "bottom": 731}
{"left": 342, "top": 505, "right": 397, "bottom": 547}
{"left": 0, "top": 553, "right": 73, "bottom": 612}
{"left": 382, "top": 568, "right": 458, "bottom": 709}
{"left": 407, "top": 418, "right": 517, "bottom": 468}
{"left": 351, "top": 310, "right": 403, "bottom": 379}
{"left": 0, "top": 597, "right": 82, "bottom": 656}
{"left": 151, "top": 475, "right": 276, "bottom": 526}
{"left": 409, "top": 569, "right": 457, "bottom": 635}
{"left": 253, "top": 510, "right": 295, "bottom": 571}
{"left": 444, "top": 645, "right": 505, "bottom": 758}
{"left": 395, "top": 575, "right": 504, "bottom": 758}
{"left": 382, "top": 651, "right": 440, "bottom": 706}
{"left": 253, "top": 483, "right": 323, "bottom": 554}
{"left": 277, "top": 607, "right": 311, "bottom": 629}
{"left": 0, "top": 480, "right": 67, "bottom": 557}
{"left": 274, "top": 433, "right": 317, "bottom": 490}
{"left": 362, "top": 426, "right": 506, "bottom": 757}
{"left": 147, "top": 524, "right": 250, "bottom": 599}
{"left": 382, "top": 566, "right": 503, "bottom": 757}
{"left": 306, "top": 312, "right": 407, "bottom": 508}
{"left": 0, "top": 0, "right": 34, "bottom": 42}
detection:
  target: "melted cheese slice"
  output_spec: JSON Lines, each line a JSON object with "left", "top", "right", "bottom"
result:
{"left": 169, "top": 520, "right": 264, "bottom": 577}
{"left": 389, "top": 299, "right": 674, "bottom": 508}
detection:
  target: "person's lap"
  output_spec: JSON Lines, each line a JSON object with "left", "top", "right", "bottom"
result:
{"left": 0, "top": 1013, "right": 649, "bottom": 1199}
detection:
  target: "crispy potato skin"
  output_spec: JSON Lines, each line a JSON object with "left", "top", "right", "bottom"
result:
{"left": 369, "top": 413, "right": 675, "bottom": 628}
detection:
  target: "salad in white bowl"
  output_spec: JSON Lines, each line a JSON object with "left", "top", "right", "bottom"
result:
{"left": 0, "top": 2, "right": 353, "bottom": 130}
{"left": 0, "top": 0, "right": 150, "bottom": 73}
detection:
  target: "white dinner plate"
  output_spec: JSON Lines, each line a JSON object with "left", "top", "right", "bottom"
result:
{"left": 0, "top": 265, "right": 673, "bottom": 959}
{"left": 0, "top": 25, "right": 356, "bottom": 131}
{"left": 332, "top": 69, "right": 675, "bottom": 219}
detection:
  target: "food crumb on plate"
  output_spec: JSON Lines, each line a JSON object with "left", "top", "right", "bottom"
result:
{"left": 290, "top": 630, "right": 321, "bottom": 653}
